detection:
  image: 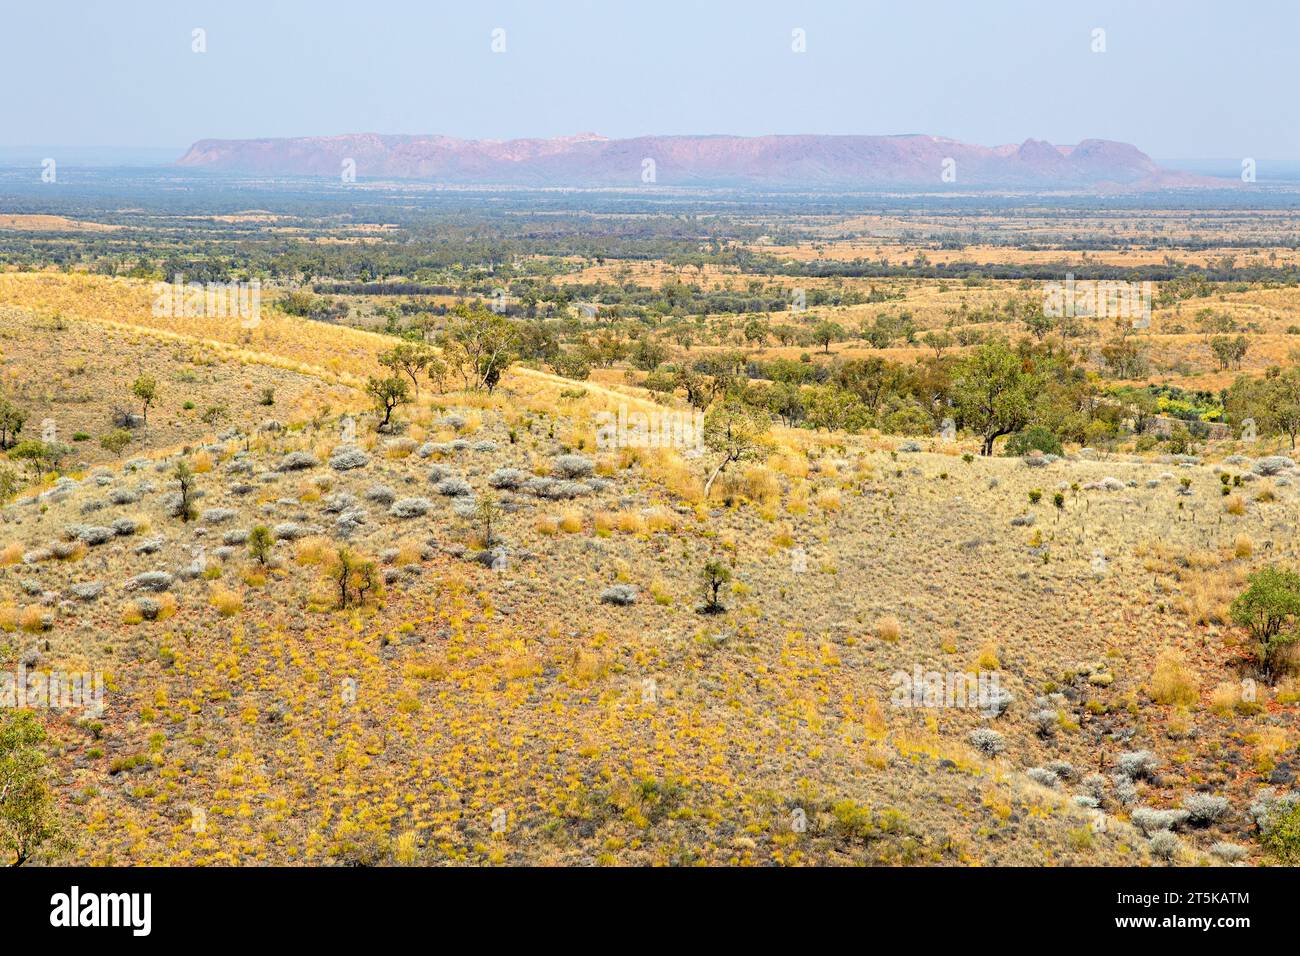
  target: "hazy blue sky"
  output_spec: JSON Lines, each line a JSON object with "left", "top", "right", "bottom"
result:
{"left": 2, "top": 0, "right": 1295, "bottom": 158}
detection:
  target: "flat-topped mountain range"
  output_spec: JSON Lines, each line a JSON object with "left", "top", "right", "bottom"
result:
{"left": 176, "top": 132, "right": 1220, "bottom": 190}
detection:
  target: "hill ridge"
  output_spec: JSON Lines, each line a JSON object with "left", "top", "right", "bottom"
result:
{"left": 176, "top": 132, "right": 1219, "bottom": 190}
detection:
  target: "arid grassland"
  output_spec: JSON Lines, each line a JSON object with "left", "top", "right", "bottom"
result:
{"left": 2, "top": 186, "right": 1300, "bottom": 867}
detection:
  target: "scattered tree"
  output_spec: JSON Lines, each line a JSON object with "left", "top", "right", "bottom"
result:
{"left": 952, "top": 339, "right": 1037, "bottom": 456}
{"left": 7, "top": 441, "right": 53, "bottom": 481}
{"left": 475, "top": 492, "right": 500, "bottom": 547}
{"left": 0, "top": 465, "right": 20, "bottom": 503}
{"left": 0, "top": 398, "right": 24, "bottom": 449}
{"left": 1209, "top": 334, "right": 1249, "bottom": 371}
{"left": 630, "top": 337, "right": 670, "bottom": 372}
{"left": 98, "top": 429, "right": 132, "bottom": 454}
{"left": 441, "top": 303, "right": 520, "bottom": 392}
{"left": 1230, "top": 566, "right": 1300, "bottom": 681}
{"left": 742, "top": 317, "right": 770, "bottom": 347}
{"left": 1231, "top": 368, "right": 1300, "bottom": 448}
{"left": 248, "top": 525, "right": 274, "bottom": 566}
{"left": 425, "top": 354, "right": 449, "bottom": 394}
{"left": 921, "top": 330, "right": 954, "bottom": 358}
{"left": 702, "top": 397, "right": 770, "bottom": 498}
{"left": 701, "top": 559, "right": 731, "bottom": 614}
{"left": 131, "top": 374, "right": 158, "bottom": 423}
{"left": 812, "top": 320, "right": 846, "bottom": 354}
{"left": 330, "top": 546, "right": 380, "bottom": 609}
{"left": 1262, "top": 370, "right": 1300, "bottom": 449}
{"left": 365, "top": 375, "right": 411, "bottom": 430}
{"left": 173, "top": 460, "right": 198, "bottom": 522}
{"left": 379, "top": 342, "right": 437, "bottom": 398}
{"left": 0, "top": 711, "right": 61, "bottom": 866}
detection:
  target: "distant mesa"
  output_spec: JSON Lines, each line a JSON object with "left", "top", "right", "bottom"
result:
{"left": 176, "top": 132, "right": 1223, "bottom": 191}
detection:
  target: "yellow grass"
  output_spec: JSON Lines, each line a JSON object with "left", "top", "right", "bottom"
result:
{"left": 876, "top": 616, "right": 901, "bottom": 643}
{"left": 19, "top": 606, "right": 48, "bottom": 633}
{"left": 1250, "top": 727, "right": 1289, "bottom": 771}
{"left": 1150, "top": 649, "right": 1199, "bottom": 706}
{"left": 295, "top": 537, "right": 334, "bottom": 566}
{"left": 1210, "top": 682, "right": 1241, "bottom": 716}
{"left": 1174, "top": 567, "right": 1244, "bottom": 626}
{"left": 815, "top": 487, "right": 842, "bottom": 511}
{"left": 210, "top": 586, "right": 244, "bottom": 617}
{"left": 394, "top": 831, "right": 418, "bottom": 865}
{"left": 240, "top": 566, "right": 268, "bottom": 587}
{"left": 644, "top": 507, "right": 677, "bottom": 533}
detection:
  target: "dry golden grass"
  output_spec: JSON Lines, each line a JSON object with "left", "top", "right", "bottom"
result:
{"left": 569, "top": 649, "right": 610, "bottom": 684}
{"left": 1210, "top": 682, "right": 1242, "bottom": 716}
{"left": 876, "top": 616, "right": 901, "bottom": 643}
{"left": 1276, "top": 677, "right": 1300, "bottom": 705}
{"left": 1174, "top": 566, "right": 1246, "bottom": 626}
{"left": 717, "top": 465, "right": 782, "bottom": 505}
{"left": 240, "top": 566, "right": 268, "bottom": 587}
{"left": 405, "top": 659, "right": 448, "bottom": 681}
{"left": 393, "top": 830, "right": 418, "bottom": 865}
{"left": 786, "top": 482, "right": 810, "bottom": 515}
{"left": 636, "top": 447, "right": 703, "bottom": 503}
{"left": 499, "top": 651, "right": 542, "bottom": 680}
{"left": 1167, "top": 704, "right": 1192, "bottom": 737}
{"left": 1250, "top": 727, "right": 1290, "bottom": 771}
{"left": 395, "top": 540, "right": 423, "bottom": 565}
{"left": 157, "top": 593, "right": 178, "bottom": 620}
{"left": 295, "top": 537, "right": 334, "bottom": 566}
{"left": 649, "top": 578, "right": 674, "bottom": 605}
{"left": 814, "top": 486, "right": 842, "bottom": 511}
{"left": 209, "top": 586, "right": 244, "bottom": 617}
{"left": 614, "top": 511, "right": 648, "bottom": 534}
{"left": 593, "top": 510, "right": 616, "bottom": 536}
{"left": 1150, "top": 649, "right": 1199, "bottom": 706}
{"left": 18, "top": 605, "right": 48, "bottom": 633}
{"left": 1233, "top": 534, "right": 1254, "bottom": 558}
{"left": 644, "top": 506, "right": 677, "bottom": 533}
{"left": 0, "top": 213, "right": 119, "bottom": 232}
{"left": 0, "top": 272, "right": 384, "bottom": 388}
